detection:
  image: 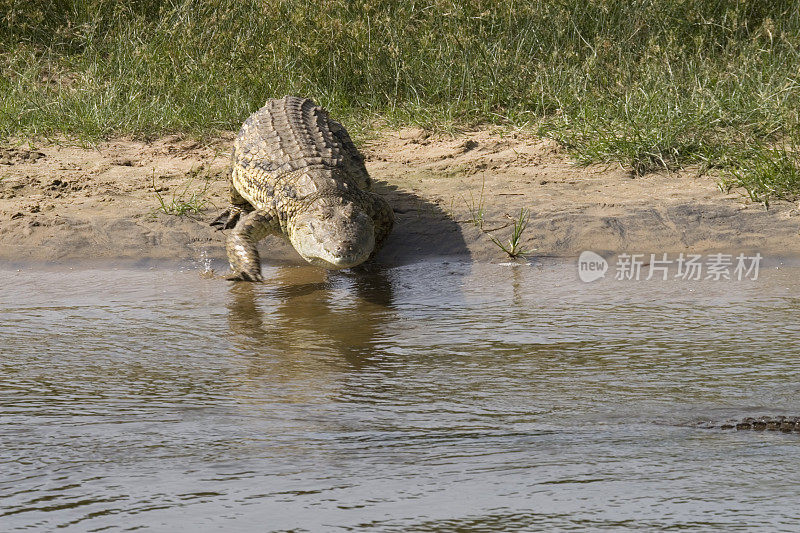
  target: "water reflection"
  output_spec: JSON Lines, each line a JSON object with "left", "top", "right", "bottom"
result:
{"left": 3, "top": 263, "right": 800, "bottom": 531}
{"left": 226, "top": 265, "right": 395, "bottom": 367}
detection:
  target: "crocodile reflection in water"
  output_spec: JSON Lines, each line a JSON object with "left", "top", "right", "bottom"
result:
{"left": 226, "top": 265, "right": 395, "bottom": 373}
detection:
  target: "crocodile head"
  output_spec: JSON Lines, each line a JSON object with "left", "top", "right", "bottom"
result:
{"left": 289, "top": 199, "right": 375, "bottom": 269}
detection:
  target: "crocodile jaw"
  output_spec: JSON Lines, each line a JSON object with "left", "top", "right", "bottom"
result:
{"left": 289, "top": 207, "right": 375, "bottom": 269}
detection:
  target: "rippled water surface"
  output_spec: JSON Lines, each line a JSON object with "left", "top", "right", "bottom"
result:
{"left": 2, "top": 260, "right": 800, "bottom": 531}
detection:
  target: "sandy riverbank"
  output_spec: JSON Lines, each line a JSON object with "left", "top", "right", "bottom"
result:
{"left": 1, "top": 129, "right": 799, "bottom": 269}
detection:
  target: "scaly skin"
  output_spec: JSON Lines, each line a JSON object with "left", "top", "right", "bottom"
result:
{"left": 212, "top": 96, "right": 394, "bottom": 281}
{"left": 702, "top": 416, "right": 800, "bottom": 432}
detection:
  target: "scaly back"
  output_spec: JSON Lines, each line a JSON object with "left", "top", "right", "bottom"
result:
{"left": 232, "top": 96, "right": 371, "bottom": 211}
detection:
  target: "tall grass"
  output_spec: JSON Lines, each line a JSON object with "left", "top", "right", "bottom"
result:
{"left": 1, "top": 0, "right": 799, "bottom": 201}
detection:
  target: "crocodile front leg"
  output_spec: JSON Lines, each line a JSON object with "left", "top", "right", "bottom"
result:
{"left": 226, "top": 210, "right": 280, "bottom": 282}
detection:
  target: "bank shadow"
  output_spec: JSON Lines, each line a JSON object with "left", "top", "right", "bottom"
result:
{"left": 374, "top": 182, "right": 471, "bottom": 264}
{"left": 225, "top": 265, "right": 395, "bottom": 369}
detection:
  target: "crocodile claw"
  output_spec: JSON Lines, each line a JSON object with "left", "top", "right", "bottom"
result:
{"left": 210, "top": 207, "right": 243, "bottom": 230}
{"left": 225, "top": 270, "right": 264, "bottom": 282}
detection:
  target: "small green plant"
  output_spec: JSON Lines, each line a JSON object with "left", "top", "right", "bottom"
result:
{"left": 488, "top": 208, "right": 531, "bottom": 259}
{"left": 152, "top": 169, "right": 211, "bottom": 216}
{"left": 464, "top": 177, "right": 486, "bottom": 229}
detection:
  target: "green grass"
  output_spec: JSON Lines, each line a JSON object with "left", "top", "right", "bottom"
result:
{"left": 2, "top": 0, "right": 800, "bottom": 202}
{"left": 718, "top": 142, "right": 800, "bottom": 207}
{"left": 464, "top": 177, "right": 486, "bottom": 229}
{"left": 488, "top": 208, "right": 531, "bottom": 259}
{"left": 151, "top": 168, "right": 211, "bottom": 216}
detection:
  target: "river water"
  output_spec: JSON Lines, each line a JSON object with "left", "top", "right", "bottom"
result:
{"left": 1, "top": 259, "right": 800, "bottom": 531}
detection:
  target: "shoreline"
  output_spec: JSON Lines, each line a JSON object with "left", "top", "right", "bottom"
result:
{"left": 1, "top": 129, "right": 799, "bottom": 268}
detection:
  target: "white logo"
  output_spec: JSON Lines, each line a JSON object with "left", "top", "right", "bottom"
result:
{"left": 578, "top": 251, "right": 608, "bottom": 282}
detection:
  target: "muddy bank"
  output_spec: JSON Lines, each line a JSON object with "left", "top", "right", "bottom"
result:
{"left": 1, "top": 129, "right": 799, "bottom": 268}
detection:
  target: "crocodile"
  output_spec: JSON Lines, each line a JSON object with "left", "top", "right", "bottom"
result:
{"left": 211, "top": 96, "right": 394, "bottom": 281}
{"left": 700, "top": 416, "right": 800, "bottom": 432}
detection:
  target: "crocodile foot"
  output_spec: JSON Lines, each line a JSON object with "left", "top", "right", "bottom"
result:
{"left": 211, "top": 206, "right": 246, "bottom": 230}
{"left": 225, "top": 270, "right": 264, "bottom": 282}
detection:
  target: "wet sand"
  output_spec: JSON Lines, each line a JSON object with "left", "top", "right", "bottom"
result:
{"left": 1, "top": 129, "right": 799, "bottom": 267}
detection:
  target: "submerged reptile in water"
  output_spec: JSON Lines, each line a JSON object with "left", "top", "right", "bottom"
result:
{"left": 701, "top": 416, "right": 800, "bottom": 432}
{"left": 212, "top": 96, "right": 394, "bottom": 281}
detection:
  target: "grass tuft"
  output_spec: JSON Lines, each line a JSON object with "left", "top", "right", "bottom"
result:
{"left": 151, "top": 169, "right": 211, "bottom": 216}
{"left": 464, "top": 177, "right": 486, "bottom": 229}
{"left": 488, "top": 208, "right": 531, "bottom": 259}
{"left": 719, "top": 142, "right": 800, "bottom": 207}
